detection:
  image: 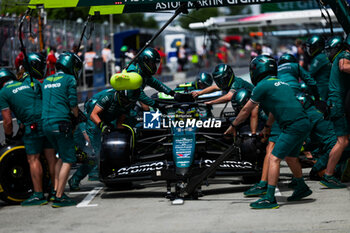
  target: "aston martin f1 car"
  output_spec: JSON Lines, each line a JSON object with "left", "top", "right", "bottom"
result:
{"left": 0, "top": 91, "right": 265, "bottom": 204}
{"left": 99, "top": 92, "right": 266, "bottom": 202}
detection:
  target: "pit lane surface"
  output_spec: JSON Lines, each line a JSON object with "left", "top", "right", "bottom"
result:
{"left": 1, "top": 166, "right": 350, "bottom": 233}
{"left": 1, "top": 68, "right": 350, "bottom": 232}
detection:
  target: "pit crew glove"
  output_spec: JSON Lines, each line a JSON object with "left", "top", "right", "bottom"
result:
{"left": 75, "top": 146, "right": 88, "bottom": 163}
{"left": 99, "top": 122, "right": 113, "bottom": 134}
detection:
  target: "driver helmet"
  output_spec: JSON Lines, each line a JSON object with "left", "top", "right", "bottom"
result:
{"left": 196, "top": 72, "right": 213, "bottom": 89}
{"left": 278, "top": 53, "right": 297, "bottom": 66}
{"left": 138, "top": 47, "right": 160, "bottom": 76}
{"left": 306, "top": 35, "right": 325, "bottom": 57}
{"left": 56, "top": 52, "right": 83, "bottom": 79}
{"left": 325, "top": 36, "right": 344, "bottom": 62}
{"left": 250, "top": 55, "right": 277, "bottom": 86}
{"left": 212, "top": 64, "right": 235, "bottom": 91}
{"left": 23, "top": 52, "right": 47, "bottom": 80}
{"left": 232, "top": 88, "right": 251, "bottom": 110}
{"left": 0, "top": 68, "right": 16, "bottom": 89}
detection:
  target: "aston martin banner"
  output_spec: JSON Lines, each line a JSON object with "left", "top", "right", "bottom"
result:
{"left": 29, "top": 0, "right": 296, "bottom": 13}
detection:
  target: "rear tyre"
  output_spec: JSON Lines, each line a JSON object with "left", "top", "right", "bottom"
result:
{"left": 0, "top": 144, "right": 32, "bottom": 204}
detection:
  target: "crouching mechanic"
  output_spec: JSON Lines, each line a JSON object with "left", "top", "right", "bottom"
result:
{"left": 86, "top": 89, "right": 140, "bottom": 178}
{"left": 174, "top": 72, "right": 213, "bottom": 92}
{"left": 68, "top": 88, "right": 125, "bottom": 190}
{"left": 89, "top": 88, "right": 140, "bottom": 135}
{"left": 42, "top": 52, "right": 82, "bottom": 208}
{"left": 225, "top": 55, "right": 312, "bottom": 209}
{"left": 0, "top": 55, "right": 57, "bottom": 206}
{"left": 126, "top": 47, "right": 175, "bottom": 110}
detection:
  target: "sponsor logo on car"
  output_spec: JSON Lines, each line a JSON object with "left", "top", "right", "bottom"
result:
{"left": 204, "top": 160, "right": 253, "bottom": 169}
{"left": 117, "top": 162, "right": 165, "bottom": 176}
{"left": 143, "top": 110, "right": 162, "bottom": 129}
{"left": 177, "top": 153, "right": 190, "bottom": 158}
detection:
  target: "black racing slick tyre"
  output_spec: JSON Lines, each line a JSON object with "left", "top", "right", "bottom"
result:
{"left": 0, "top": 143, "right": 32, "bottom": 204}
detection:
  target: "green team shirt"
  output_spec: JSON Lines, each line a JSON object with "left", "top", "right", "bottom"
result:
{"left": 41, "top": 71, "right": 78, "bottom": 124}
{"left": 95, "top": 89, "right": 140, "bottom": 124}
{"left": 127, "top": 63, "right": 172, "bottom": 106}
{"left": 84, "top": 88, "right": 115, "bottom": 115}
{"left": 250, "top": 76, "right": 307, "bottom": 128}
{"left": 82, "top": 89, "right": 115, "bottom": 136}
{"left": 309, "top": 53, "right": 331, "bottom": 87}
{"left": 278, "top": 62, "right": 316, "bottom": 94}
{"left": 328, "top": 50, "right": 350, "bottom": 108}
{"left": 231, "top": 77, "right": 254, "bottom": 92}
{"left": 0, "top": 74, "right": 42, "bottom": 125}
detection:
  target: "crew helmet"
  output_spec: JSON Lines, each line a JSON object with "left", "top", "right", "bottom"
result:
{"left": 232, "top": 88, "right": 251, "bottom": 109}
{"left": 138, "top": 47, "right": 161, "bottom": 76}
{"left": 278, "top": 53, "right": 297, "bottom": 65}
{"left": 0, "top": 68, "right": 16, "bottom": 89}
{"left": 56, "top": 52, "right": 83, "bottom": 79}
{"left": 212, "top": 64, "right": 235, "bottom": 91}
{"left": 325, "top": 36, "right": 344, "bottom": 62}
{"left": 197, "top": 72, "right": 213, "bottom": 89}
{"left": 306, "top": 35, "right": 325, "bottom": 57}
{"left": 250, "top": 55, "right": 277, "bottom": 86}
{"left": 23, "top": 52, "right": 47, "bottom": 79}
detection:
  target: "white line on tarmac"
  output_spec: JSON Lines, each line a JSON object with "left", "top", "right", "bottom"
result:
{"left": 69, "top": 191, "right": 97, "bottom": 195}
{"left": 76, "top": 187, "right": 102, "bottom": 208}
{"left": 275, "top": 187, "right": 282, "bottom": 196}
